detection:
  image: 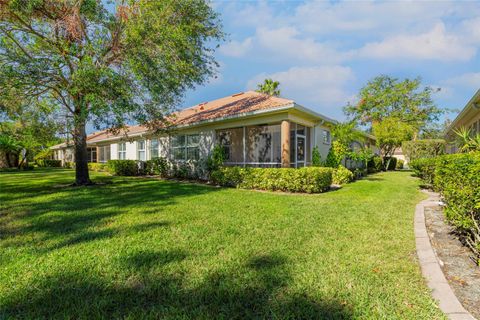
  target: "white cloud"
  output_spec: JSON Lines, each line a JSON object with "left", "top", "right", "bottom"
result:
{"left": 247, "top": 65, "right": 354, "bottom": 109}
{"left": 220, "top": 38, "right": 253, "bottom": 57}
{"left": 355, "top": 23, "right": 476, "bottom": 61}
{"left": 444, "top": 72, "right": 480, "bottom": 88}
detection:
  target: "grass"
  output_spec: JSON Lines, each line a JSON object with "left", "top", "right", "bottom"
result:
{"left": 0, "top": 168, "right": 444, "bottom": 319}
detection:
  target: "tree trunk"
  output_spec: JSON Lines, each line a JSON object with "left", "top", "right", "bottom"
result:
{"left": 73, "top": 118, "right": 91, "bottom": 185}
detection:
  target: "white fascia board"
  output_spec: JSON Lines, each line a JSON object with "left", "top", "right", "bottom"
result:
{"left": 445, "top": 88, "right": 480, "bottom": 134}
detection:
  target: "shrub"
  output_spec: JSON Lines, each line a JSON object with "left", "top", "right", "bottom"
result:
{"left": 367, "top": 155, "right": 382, "bottom": 173}
{"left": 384, "top": 157, "right": 397, "bottom": 171}
{"left": 88, "top": 162, "right": 108, "bottom": 172}
{"left": 332, "top": 165, "right": 354, "bottom": 185}
{"left": 107, "top": 160, "right": 138, "bottom": 176}
{"left": 145, "top": 157, "right": 169, "bottom": 176}
{"left": 325, "top": 141, "right": 348, "bottom": 168}
{"left": 211, "top": 167, "right": 333, "bottom": 193}
{"left": 312, "top": 146, "right": 322, "bottom": 166}
{"left": 206, "top": 145, "right": 226, "bottom": 172}
{"left": 409, "top": 158, "right": 437, "bottom": 185}
{"left": 402, "top": 139, "right": 446, "bottom": 162}
{"left": 36, "top": 159, "right": 62, "bottom": 167}
{"left": 64, "top": 161, "right": 75, "bottom": 169}
{"left": 396, "top": 159, "right": 404, "bottom": 170}
{"left": 433, "top": 152, "right": 480, "bottom": 264}
{"left": 353, "top": 168, "right": 367, "bottom": 179}
{"left": 33, "top": 148, "right": 53, "bottom": 162}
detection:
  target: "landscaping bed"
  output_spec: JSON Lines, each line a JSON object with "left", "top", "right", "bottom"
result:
{"left": 425, "top": 206, "right": 480, "bottom": 319}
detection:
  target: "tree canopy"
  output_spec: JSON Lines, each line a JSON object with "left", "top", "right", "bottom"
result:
{"left": 344, "top": 75, "right": 443, "bottom": 133}
{"left": 0, "top": 0, "right": 224, "bottom": 184}
{"left": 256, "top": 79, "right": 281, "bottom": 96}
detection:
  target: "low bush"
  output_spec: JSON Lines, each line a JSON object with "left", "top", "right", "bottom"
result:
{"left": 145, "top": 157, "right": 169, "bottom": 177}
{"left": 312, "top": 146, "right": 322, "bottom": 166}
{"left": 384, "top": 157, "right": 397, "bottom": 171}
{"left": 352, "top": 168, "right": 367, "bottom": 179}
{"left": 36, "top": 159, "right": 62, "bottom": 167}
{"left": 88, "top": 163, "right": 108, "bottom": 172}
{"left": 396, "top": 159, "right": 404, "bottom": 170}
{"left": 107, "top": 160, "right": 138, "bottom": 176}
{"left": 211, "top": 167, "right": 333, "bottom": 193}
{"left": 433, "top": 152, "right": 480, "bottom": 264}
{"left": 64, "top": 161, "right": 75, "bottom": 169}
{"left": 367, "top": 155, "right": 383, "bottom": 173}
{"left": 409, "top": 158, "right": 437, "bottom": 185}
{"left": 332, "top": 165, "right": 354, "bottom": 185}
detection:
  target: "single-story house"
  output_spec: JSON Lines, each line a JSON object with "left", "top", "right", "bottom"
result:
{"left": 445, "top": 89, "right": 480, "bottom": 153}
{"left": 51, "top": 91, "right": 375, "bottom": 168}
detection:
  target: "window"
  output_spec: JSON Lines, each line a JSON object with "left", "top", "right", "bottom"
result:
{"left": 98, "top": 145, "right": 111, "bottom": 163}
{"left": 118, "top": 142, "right": 126, "bottom": 160}
{"left": 323, "top": 130, "right": 331, "bottom": 144}
{"left": 217, "top": 128, "right": 244, "bottom": 163}
{"left": 87, "top": 147, "right": 97, "bottom": 163}
{"left": 150, "top": 138, "right": 159, "bottom": 159}
{"left": 171, "top": 134, "right": 199, "bottom": 160}
{"left": 137, "top": 140, "right": 146, "bottom": 161}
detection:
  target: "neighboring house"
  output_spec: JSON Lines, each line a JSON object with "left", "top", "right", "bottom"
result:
{"left": 445, "top": 89, "right": 480, "bottom": 153}
{"left": 51, "top": 91, "right": 374, "bottom": 168}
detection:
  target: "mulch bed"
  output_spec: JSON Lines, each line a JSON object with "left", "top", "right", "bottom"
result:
{"left": 425, "top": 206, "right": 480, "bottom": 319}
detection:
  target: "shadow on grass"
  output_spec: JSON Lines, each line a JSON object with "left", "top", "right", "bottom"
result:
{"left": 0, "top": 252, "right": 353, "bottom": 319}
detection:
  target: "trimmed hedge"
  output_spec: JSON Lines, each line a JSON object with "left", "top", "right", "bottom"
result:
{"left": 107, "top": 160, "right": 138, "bottom": 176}
{"left": 145, "top": 157, "right": 169, "bottom": 177}
{"left": 88, "top": 163, "right": 108, "bottom": 172}
{"left": 413, "top": 152, "right": 480, "bottom": 264}
{"left": 36, "top": 159, "right": 62, "bottom": 167}
{"left": 402, "top": 139, "right": 446, "bottom": 162}
{"left": 211, "top": 167, "right": 333, "bottom": 193}
{"left": 332, "top": 165, "right": 354, "bottom": 185}
{"left": 409, "top": 158, "right": 437, "bottom": 185}
{"left": 367, "top": 155, "right": 382, "bottom": 173}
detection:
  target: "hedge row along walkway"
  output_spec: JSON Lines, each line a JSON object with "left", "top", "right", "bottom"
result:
{"left": 1, "top": 169, "right": 445, "bottom": 319}
{"left": 415, "top": 191, "right": 476, "bottom": 320}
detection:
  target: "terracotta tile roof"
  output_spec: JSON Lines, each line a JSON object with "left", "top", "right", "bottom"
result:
{"left": 170, "top": 91, "right": 293, "bottom": 126}
{"left": 53, "top": 91, "right": 294, "bottom": 147}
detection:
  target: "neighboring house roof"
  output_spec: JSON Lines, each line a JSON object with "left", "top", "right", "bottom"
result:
{"left": 51, "top": 91, "right": 350, "bottom": 148}
{"left": 445, "top": 88, "right": 480, "bottom": 136}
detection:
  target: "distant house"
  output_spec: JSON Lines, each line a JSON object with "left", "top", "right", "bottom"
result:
{"left": 51, "top": 91, "right": 375, "bottom": 168}
{"left": 445, "top": 89, "right": 480, "bottom": 153}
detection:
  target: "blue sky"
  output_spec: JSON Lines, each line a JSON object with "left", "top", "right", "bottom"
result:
{"left": 179, "top": 0, "right": 480, "bottom": 122}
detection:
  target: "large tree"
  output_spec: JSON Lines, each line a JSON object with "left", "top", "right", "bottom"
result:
{"left": 0, "top": 0, "right": 223, "bottom": 185}
{"left": 344, "top": 75, "right": 442, "bottom": 135}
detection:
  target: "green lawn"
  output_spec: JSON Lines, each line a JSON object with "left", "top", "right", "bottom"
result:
{"left": 0, "top": 169, "right": 444, "bottom": 319}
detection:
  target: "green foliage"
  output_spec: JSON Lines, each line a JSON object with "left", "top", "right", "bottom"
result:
{"left": 409, "top": 158, "right": 438, "bottom": 185}
{"left": 332, "top": 165, "right": 354, "bottom": 185}
{"left": 311, "top": 146, "right": 322, "bottom": 166}
{"left": 33, "top": 148, "right": 53, "bottom": 162}
{"left": 433, "top": 153, "right": 480, "bottom": 264}
{"left": 344, "top": 75, "right": 442, "bottom": 131}
{"left": 107, "top": 160, "right": 138, "bottom": 176}
{"left": 325, "top": 141, "right": 348, "bottom": 168}
{"left": 454, "top": 127, "right": 480, "bottom": 153}
{"left": 367, "top": 155, "right": 383, "bottom": 173}
{"left": 206, "top": 145, "right": 226, "bottom": 172}
{"left": 36, "top": 159, "right": 62, "bottom": 167}
{"left": 88, "top": 163, "right": 108, "bottom": 172}
{"left": 145, "top": 157, "right": 169, "bottom": 177}
{"left": 402, "top": 139, "right": 446, "bottom": 161}
{"left": 372, "top": 117, "right": 414, "bottom": 164}
{"left": 63, "top": 161, "right": 75, "bottom": 169}
{"left": 383, "top": 157, "right": 397, "bottom": 171}
{"left": 396, "top": 159, "right": 404, "bottom": 170}
{"left": 331, "top": 121, "right": 364, "bottom": 146}
{"left": 211, "top": 167, "right": 333, "bottom": 193}
{"left": 256, "top": 79, "right": 280, "bottom": 96}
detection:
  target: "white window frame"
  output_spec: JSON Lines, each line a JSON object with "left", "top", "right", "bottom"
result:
{"left": 150, "top": 138, "right": 159, "bottom": 159}
{"left": 171, "top": 134, "right": 200, "bottom": 161}
{"left": 118, "top": 142, "right": 126, "bottom": 160}
{"left": 137, "top": 140, "right": 146, "bottom": 161}
{"left": 323, "top": 130, "right": 331, "bottom": 144}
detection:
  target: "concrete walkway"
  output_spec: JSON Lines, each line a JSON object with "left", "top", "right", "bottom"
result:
{"left": 415, "top": 191, "right": 476, "bottom": 320}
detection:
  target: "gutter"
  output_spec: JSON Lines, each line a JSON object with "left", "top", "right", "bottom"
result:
{"left": 445, "top": 89, "right": 480, "bottom": 135}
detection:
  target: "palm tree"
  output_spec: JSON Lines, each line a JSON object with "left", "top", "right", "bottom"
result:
{"left": 256, "top": 79, "right": 281, "bottom": 96}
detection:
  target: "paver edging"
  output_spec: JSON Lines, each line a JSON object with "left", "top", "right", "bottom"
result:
{"left": 415, "top": 190, "right": 476, "bottom": 320}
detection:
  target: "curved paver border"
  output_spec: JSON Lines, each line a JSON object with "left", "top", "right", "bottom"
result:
{"left": 415, "top": 190, "right": 476, "bottom": 320}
